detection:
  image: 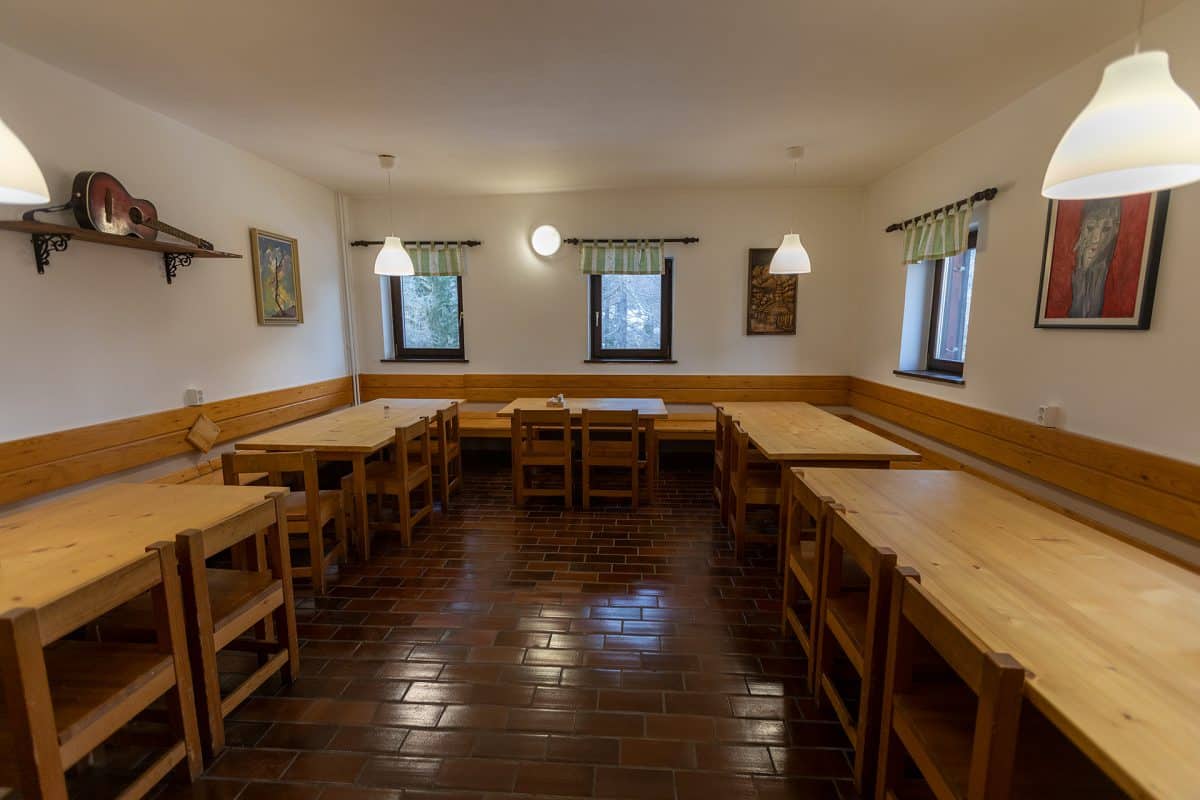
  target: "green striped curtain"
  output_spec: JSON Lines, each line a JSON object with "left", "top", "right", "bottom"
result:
{"left": 406, "top": 243, "right": 466, "bottom": 276}
{"left": 579, "top": 240, "right": 665, "bottom": 275}
{"left": 902, "top": 200, "right": 973, "bottom": 264}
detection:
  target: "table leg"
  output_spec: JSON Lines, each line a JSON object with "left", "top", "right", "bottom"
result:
{"left": 351, "top": 454, "right": 369, "bottom": 561}
{"left": 645, "top": 420, "right": 657, "bottom": 504}
{"left": 777, "top": 466, "right": 793, "bottom": 575}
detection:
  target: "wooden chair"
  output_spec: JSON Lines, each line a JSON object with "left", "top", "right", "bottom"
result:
{"left": 581, "top": 409, "right": 640, "bottom": 509}
{"left": 95, "top": 493, "right": 299, "bottom": 760}
{"left": 814, "top": 511, "right": 896, "bottom": 797}
{"left": 222, "top": 450, "right": 346, "bottom": 596}
{"left": 364, "top": 419, "right": 435, "bottom": 549}
{"left": 728, "top": 421, "right": 782, "bottom": 560}
{"left": 430, "top": 402, "right": 465, "bottom": 509}
{"left": 0, "top": 542, "right": 201, "bottom": 799}
{"left": 876, "top": 567, "right": 1126, "bottom": 800}
{"left": 511, "top": 409, "right": 573, "bottom": 508}
{"left": 713, "top": 409, "right": 731, "bottom": 517}
{"left": 780, "top": 472, "right": 835, "bottom": 692}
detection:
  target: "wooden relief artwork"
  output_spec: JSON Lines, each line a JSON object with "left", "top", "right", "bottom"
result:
{"left": 747, "top": 248, "right": 797, "bottom": 335}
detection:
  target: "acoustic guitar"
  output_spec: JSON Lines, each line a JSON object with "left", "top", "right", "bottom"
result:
{"left": 70, "top": 171, "right": 213, "bottom": 250}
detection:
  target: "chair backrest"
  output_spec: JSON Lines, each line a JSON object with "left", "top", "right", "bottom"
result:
{"left": 512, "top": 408, "right": 572, "bottom": 458}
{"left": 222, "top": 450, "right": 318, "bottom": 495}
{"left": 729, "top": 421, "right": 751, "bottom": 481}
{"left": 436, "top": 402, "right": 461, "bottom": 447}
{"left": 581, "top": 409, "right": 638, "bottom": 460}
{"left": 888, "top": 567, "right": 1025, "bottom": 800}
{"left": 714, "top": 409, "right": 731, "bottom": 457}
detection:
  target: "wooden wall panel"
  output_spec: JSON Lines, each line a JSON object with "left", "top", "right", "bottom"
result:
{"left": 848, "top": 378, "right": 1200, "bottom": 543}
{"left": 358, "top": 373, "right": 850, "bottom": 405}
{"left": 0, "top": 377, "right": 353, "bottom": 507}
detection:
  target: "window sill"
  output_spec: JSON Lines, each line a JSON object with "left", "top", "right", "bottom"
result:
{"left": 893, "top": 369, "right": 965, "bottom": 386}
{"left": 585, "top": 358, "right": 677, "bottom": 364}
{"left": 381, "top": 357, "right": 469, "bottom": 363}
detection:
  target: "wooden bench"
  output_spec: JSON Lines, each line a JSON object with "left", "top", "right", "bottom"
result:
{"left": 149, "top": 457, "right": 267, "bottom": 486}
{"left": 458, "top": 410, "right": 513, "bottom": 439}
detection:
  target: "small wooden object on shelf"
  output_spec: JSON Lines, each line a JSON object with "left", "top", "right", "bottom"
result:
{"left": 0, "top": 219, "right": 241, "bottom": 284}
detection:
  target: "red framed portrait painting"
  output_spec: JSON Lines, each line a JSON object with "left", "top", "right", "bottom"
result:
{"left": 1035, "top": 191, "right": 1169, "bottom": 329}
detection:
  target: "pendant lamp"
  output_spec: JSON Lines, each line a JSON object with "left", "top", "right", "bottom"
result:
{"left": 0, "top": 114, "right": 50, "bottom": 204}
{"left": 1043, "top": 1, "right": 1200, "bottom": 199}
{"left": 374, "top": 154, "right": 414, "bottom": 276}
{"left": 770, "top": 146, "right": 811, "bottom": 275}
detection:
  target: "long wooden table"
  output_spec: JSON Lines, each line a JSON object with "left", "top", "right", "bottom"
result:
{"left": 497, "top": 397, "right": 668, "bottom": 490}
{"left": 794, "top": 467, "right": 1200, "bottom": 800}
{"left": 236, "top": 397, "right": 463, "bottom": 554}
{"left": 714, "top": 402, "right": 919, "bottom": 548}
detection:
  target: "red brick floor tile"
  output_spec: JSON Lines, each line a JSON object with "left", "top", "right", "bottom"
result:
{"left": 547, "top": 735, "right": 622, "bottom": 765}
{"left": 676, "top": 771, "right": 758, "bottom": 800}
{"left": 693, "top": 743, "right": 776, "bottom": 773}
{"left": 282, "top": 752, "right": 369, "bottom": 783}
{"left": 399, "top": 729, "right": 476, "bottom": 756}
{"left": 595, "top": 766, "right": 676, "bottom": 800}
{"left": 472, "top": 732, "right": 549, "bottom": 759}
{"left": 208, "top": 749, "right": 297, "bottom": 780}
{"left": 435, "top": 757, "right": 518, "bottom": 791}
{"left": 619, "top": 737, "right": 695, "bottom": 768}
{"left": 514, "top": 761, "right": 596, "bottom": 796}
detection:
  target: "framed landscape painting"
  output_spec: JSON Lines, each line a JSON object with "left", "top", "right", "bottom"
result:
{"left": 1034, "top": 191, "right": 1169, "bottom": 329}
{"left": 746, "top": 248, "right": 797, "bottom": 335}
{"left": 251, "top": 228, "right": 304, "bottom": 325}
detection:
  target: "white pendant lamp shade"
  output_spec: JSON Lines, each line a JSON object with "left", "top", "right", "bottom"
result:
{"left": 374, "top": 236, "right": 414, "bottom": 276}
{"left": 769, "top": 233, "right": 811, "bottom": 274}
{"left": 0, "top": 116, "right": 50, "bottom": 205}
{"left": 1043, "top": 51, "right": 1200, "bottom": 199}
{"left": 531, "top": 224, "right": 561, "bottom": 256}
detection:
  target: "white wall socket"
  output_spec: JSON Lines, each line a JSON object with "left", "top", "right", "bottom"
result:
{"left": 1036, "top": 403, "right": 1061, "bottom": 428}
{"left": 183, "top": 388, "right": 205, "bottom": 407}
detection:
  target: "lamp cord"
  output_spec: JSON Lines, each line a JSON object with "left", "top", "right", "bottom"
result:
{"left": 1134, "top": 0, "right": 1146, "bottom": 53}
{"left": 387, "top": 167, "right": 394, "bottom": 235}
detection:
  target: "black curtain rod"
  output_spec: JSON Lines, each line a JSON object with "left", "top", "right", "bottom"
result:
{"left": 349, "top": 239, "right": 482, "bottom": 247}
{"left": 884, "top": 188, "right": 998, "bottom": 233}
{"left": 563, "top": 236, "right": 699, "bottom": 245}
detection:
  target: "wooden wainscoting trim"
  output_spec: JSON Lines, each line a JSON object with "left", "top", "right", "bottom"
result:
{"left": 0, "top": 376, "right": 353, "bottom": 507}
{"left": 848, "top": 378, "right": 1200, "bottom": 543}
{"left": 358, "top": 373, "right": 850, "bottom": 405}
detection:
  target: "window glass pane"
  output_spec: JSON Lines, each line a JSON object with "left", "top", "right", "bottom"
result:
{"left": 933, "top": 248, "right": 975, "bottom": 363}
{"left": 600, "top": 274, "right": 662, "bottom": 351}
{"left": 400, "top": 276, "right": 460, "bottom": 349}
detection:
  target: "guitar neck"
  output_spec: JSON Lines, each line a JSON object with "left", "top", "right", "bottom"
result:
{"left": 145, "top": 219, "right": 213, "bottom": 251}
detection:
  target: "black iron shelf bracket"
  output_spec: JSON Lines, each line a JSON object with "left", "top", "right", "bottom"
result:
{"left": 349, "top": 239, "right": 482, "bottom": 247}
{"left": 563, "top": 236, "right": 699, "bottom": 245}
{"left": 31, "top": 233, "right": 72, "bottom": 274}
{"left": 162, "top": 252, "right": 193, "bottom": 284}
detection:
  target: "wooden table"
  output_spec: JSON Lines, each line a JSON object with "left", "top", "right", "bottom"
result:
{"left": 714, "top": 402, "right": 919, "bottom": 546}
{"left": 0, "top": 482, "right": 288, "bottom": 793}
{"left": 497, "top": 397, "right": 668, "bottom": 488}
{"left": 794, "top": 467, "right": 1200, "bottom": 800}
{"left": 237, "top": 397, "right": 464, "bottom": 555}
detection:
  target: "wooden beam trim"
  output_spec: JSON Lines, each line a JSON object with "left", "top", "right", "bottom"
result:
{"left": 850, "top": 391, "right": 1200, "bottom": 541}
{"left": 850, "top": 378, "right": 1200, "bottom": 503}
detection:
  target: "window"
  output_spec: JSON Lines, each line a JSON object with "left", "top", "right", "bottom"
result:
{"left": 925, "top": 230, "right": 978, "bottom": 377}
{"left": 388, "top": 275, "right": 465, "bottom": 360}
{"left": 588, "top": 258, "right": 673, "bottom": 361}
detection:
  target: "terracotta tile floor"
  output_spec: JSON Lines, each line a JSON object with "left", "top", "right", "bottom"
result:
{"left": 164, "top": 453, "right": 858, "bottom": 799}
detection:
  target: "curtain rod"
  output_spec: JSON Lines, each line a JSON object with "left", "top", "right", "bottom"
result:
{"left": 349, "top": 239, "right": 482, "bottom": 247}
{"left": 884, "top": 188, "right": 998, "bottom": 233}
{"left": 563, "top": 236, "right": 699, "bottom": 245}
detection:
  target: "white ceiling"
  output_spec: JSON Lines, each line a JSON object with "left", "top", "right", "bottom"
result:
{"left": 0, "top": 0, "right": 1179, "bottom": 196}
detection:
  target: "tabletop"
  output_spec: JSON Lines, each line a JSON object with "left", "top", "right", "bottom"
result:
{"left": 793, "top": 467, "right": 1200, "bottom": 800}
{"left": 0, "top": 482, "right": 279, "bottom": 620}
{"left": 497, "top": 397, "right": 669, "bottom": 419}
{"left": 714, "top": 401, "right": 918, "bottom": 462}
{"left": 236, "top": 398, "right": 464, "bottom": 453}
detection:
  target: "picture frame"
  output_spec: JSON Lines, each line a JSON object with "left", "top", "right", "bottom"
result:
{"left": 1034, "top": 191, "right": 1169, "bottom": 330}
{"left": 746, "top": 247, "right": 797, "bottom": 335}
{"left": 250, "top": 228, "right": 304, "bottom": 325}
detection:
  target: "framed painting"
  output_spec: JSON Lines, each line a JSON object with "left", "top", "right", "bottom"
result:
{"left": 250, "top": 228, "right": 303, "bottom": 325}
{"left": 746, "top": 248, "right": 797, "bottom": 335}
{"left": 1034, "top": 191, "right": 1169, "bottom": 329}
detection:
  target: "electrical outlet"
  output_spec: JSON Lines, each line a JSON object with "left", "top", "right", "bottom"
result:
{"left": 183, "top": 388, "right": 205, "bottom": 407}
{"left": 1036, "top": 404, "right": 1061, "bottom": 428}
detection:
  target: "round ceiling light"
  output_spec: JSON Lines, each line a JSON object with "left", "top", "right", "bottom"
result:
{"left": 531, "top": 224, "right": 562, "bottom": 256}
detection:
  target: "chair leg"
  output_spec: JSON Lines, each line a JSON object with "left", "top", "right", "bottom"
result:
{"left": 440, "top": 450, "right": 451, "bottom": 509}
{"left": 309, "top": 521, "right": 326, "bottom": 596}
{"left": 424, "top": 473, "right": 435, "bottom": 521}
{"left": 734, "top": 495, "right": 747, "bottom": 561}
{"left": 564, "top": 456, "right": 573, "bottom": 510}
{"left": 334, "top": 503, "right": 348, "bottom": 564}
{"left": 399, "top": 485, "right": 412, "bottom": 547}
{"left": 582, "top": 460, "right": 591, "bottom": 509}
{"left": 0, "top": 609, "right": 69, "bottom": 799}
{"left": 631, "top": 461, "right": 639, "bottom": 510}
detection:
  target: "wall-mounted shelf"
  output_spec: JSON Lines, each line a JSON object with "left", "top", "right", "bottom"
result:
{"left": 0, "top": 220, "right": 242, "bottom": 284}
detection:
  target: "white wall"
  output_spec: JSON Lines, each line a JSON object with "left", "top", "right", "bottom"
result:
{"left": 346, "top": 186, "right": 861, "bottom": 377}
{"left": 855, "top": 1, "right": 1200, "bottom": 465}
{"left": 0, "top": 43, "right": 349, "bottom": 442}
